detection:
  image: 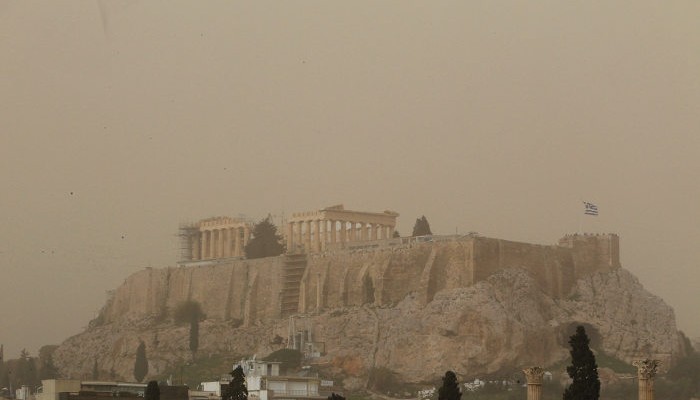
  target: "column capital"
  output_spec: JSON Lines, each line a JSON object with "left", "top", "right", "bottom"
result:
{"left": 523, "top": 367, "right": 544, "bottom": 384}
{"left": 633, "top": 359, "right": 660, "bottom": 379}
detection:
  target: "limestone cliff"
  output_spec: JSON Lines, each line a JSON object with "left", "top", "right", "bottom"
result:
{"left": 52, "top": 236, "right": 685, "bottom": 387}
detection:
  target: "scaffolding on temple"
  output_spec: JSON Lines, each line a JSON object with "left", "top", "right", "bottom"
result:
{"left": 178, "top": 222, "right": 199, "bottom": 262}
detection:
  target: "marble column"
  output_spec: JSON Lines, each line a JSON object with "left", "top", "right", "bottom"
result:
{"left": 633, "top": 359, "right": 659, "bottom": 400}
{"left": 296, "top": 221, "right": 303, "bottom": 250}
{"left": 209, "top": 230, "right": 216, "bottom": 259}
{"left": 349, "top": 222, "right": 356, "bottom": 242}
{"left": 362, "top": 222, "right": 370, "bottom": 241}
{"left": 320, "top": 220, "right": 327, "bottom": 251}
{"left": 243, "top": 226, "right": 250, "bottom": 247}
{"left": 371, "top": 223, "right": 379, "bottom": 240}
{"left": 330, "top": 220, "right": 337, "bottom": 244}
{"left": 304, "top": 221, "right": 311, "bottom": 252}
{"left": 200, "top": 230, "right": 208, "bottom": 259}
{"left": 234, "top": 228, "right": 242, "bottom": 257}
{"left": 220, "top": 229, "right": 227, "bottom": 258}
{"left": 222, "top": 229, "right": 230, "bottom": 258}
{"left": 523, "top": 367, "right": 544, "bottom": 400}
{"left": 286, "top": 222, "right": 293, "bottom": 251}
{"left": 339, "top": 221, "right": 347, "bottom": 243}
{"left": 313, "top": 219, "right": 321, "bottom": 252}
{"left": 192, "top": 234, "right": 201, "bottom": 260}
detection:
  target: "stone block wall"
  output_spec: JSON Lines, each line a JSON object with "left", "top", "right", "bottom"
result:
{"left": 99, "top": 234, "right": 620, "bottom": 325}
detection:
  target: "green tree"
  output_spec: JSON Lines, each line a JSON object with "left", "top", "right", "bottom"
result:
{"left": 667, "top": 351, "right": 700, "bottom": 399}
{"left": 38, "top": 345, "right": 59, "bottom": 380}
{"left": 92, "top": 358, "right": 99, "bottom": 380}
{"left": 39, "top": 355, "right": 59, "bottom": 380}
{"left": 145, "top": 380, "right": 160, "bottom": 400}
{"left": 244, "top": 217, "right": 285, "bottom": 259}
{"left": 438, "top": 370, "right": 461, "bottom": 400}
{"left": 563, "top": 326, "right": 600, "bottom": 400}
{"left": 133, "top": 341, "right": 148, "bottom": 383}
{"left": 189, "top": 321, "right": 199, "bottom": 358}
{"left": 174, "top": 300, "right": 206, "bottom": 360}
{"left": 412, "top": 216, "right": 432, "bottom": 236}
{"left": 17, "top": 349, "right": 39, "bottom": 387}
{"left": 223, "top": 365, "right": 247, "bottom": 400}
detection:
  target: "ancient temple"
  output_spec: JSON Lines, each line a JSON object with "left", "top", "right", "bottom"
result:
{"left": 286, "top": 204, "right": 399, "bottom": 253}
{"left": 179, "top": 216, "right": 252, "bottom": 261}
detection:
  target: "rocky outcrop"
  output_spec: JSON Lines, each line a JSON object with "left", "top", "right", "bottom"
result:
{"left": 53, "top": 265, "right": 686, "bottom": 387}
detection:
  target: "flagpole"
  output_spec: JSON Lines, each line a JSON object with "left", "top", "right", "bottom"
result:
{"left": 578, "top": 212, "right": 583, "bottom": 234}
{"left": 578, "top": 199, "right": 583, "bottom": 234}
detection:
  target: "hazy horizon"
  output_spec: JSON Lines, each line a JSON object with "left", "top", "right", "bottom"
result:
{"left": 1, "top": 1, "right": 699, "bottom": 358}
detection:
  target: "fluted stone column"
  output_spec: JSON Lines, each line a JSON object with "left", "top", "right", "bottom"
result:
{"left": 320, "top": 220, "right": 328, "bottom": 251}
{"left": 234, "top": 228, "right": 242, "bottom": 256}
{"left": 209, "top": 230, "right": 216, "bottom": 259}
{"left": 222, "top": 229, "right": 230, "bottom": 258}
{"left": 243, "top": 226, "right": 250, "bottom": 247}
{"left": 295, "top": 221, "right": 303, "bottom": 250}
{"left": 200, "top": 230, "right": 208, "bottom": 259}
{"left": 220, "top": 229, "right": 226, "bottom": 257}
{"left": 303, "top": 220, "right": 311, "bottom": 251}
{"left": 371, "top": 223, "right": 378, "bottom": 240}
{"left": 330, "top": 220, "right": 337, "bottom": 244}
{"left": 349, "top": 222, "right": 356, "bottom": 242}
{"left": 633, "top": 359, "right": 659, "bottom": 400}
{"left": 286, "top": 222, "right": 293, "bottom": 251}
{"left": 339, "top": 221, "right": 347, "bottom": 243}
{"left": 313, "top": 219, "right": 321, "bottom": 252}
{"left": 229, "top": 228, "right": 235, "bottom": 256}
{"left": 523, "top": 367, "right": 544, "bottom": 400}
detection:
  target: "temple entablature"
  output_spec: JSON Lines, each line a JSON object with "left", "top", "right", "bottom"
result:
{"left": 287, "top": 204, "right": 399, "bottom": 253}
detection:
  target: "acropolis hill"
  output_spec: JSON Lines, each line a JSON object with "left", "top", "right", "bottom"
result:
{"left": 53, "top": 206, "right": 689, "bottom": 386}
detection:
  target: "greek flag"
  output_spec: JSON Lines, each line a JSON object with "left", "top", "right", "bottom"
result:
{"left": 583, "top": 201, "right": 599, "bottom": 216}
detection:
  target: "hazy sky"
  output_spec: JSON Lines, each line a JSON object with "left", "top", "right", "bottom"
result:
{"left": 1, "top": 1, "right": 699, "bottom": 358}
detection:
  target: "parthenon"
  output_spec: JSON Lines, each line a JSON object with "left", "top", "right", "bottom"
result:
{"left": 180, "top": 216, "right": 252, "bottom": 261}
{"left": 286, "top": 204, "right": 399, "bottom": 253}
{"left": 180, "top": 205, "right": 399, "bottom": 262}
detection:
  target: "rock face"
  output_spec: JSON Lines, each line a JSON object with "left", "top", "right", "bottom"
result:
{"left": 52, "top": 236, "right": 687, "bottom": 387}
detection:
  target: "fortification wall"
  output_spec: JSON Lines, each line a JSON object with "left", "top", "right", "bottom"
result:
{"left": 102, "top": 257, "right": 285, "bottom": 325}
{"left": 99, "top": 234, "right": 620, "bottom": 325}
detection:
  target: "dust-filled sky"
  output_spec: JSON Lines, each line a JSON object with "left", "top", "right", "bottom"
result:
{"left": 1, "top": 1, "right": 699, "bottom": 359}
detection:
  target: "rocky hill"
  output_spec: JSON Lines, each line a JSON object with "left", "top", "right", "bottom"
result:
{"left": 52, "top": 237, "right": 688, "bottom": 388}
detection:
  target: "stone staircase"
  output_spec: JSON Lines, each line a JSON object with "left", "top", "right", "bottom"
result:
{"left": 281, "top": 253, "right": 308, "bottom": 317}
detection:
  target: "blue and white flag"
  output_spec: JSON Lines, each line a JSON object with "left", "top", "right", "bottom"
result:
{"left": 583, "top": 201, "right": 599, "bottom": 216}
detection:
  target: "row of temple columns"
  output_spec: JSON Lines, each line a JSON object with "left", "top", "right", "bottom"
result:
{"left": 523, "top": 360, "right": 658, "bottom": 400}
{"left": 286, "top": 219, "right": 394, "bottom": 252}
{"left": 190, "top": 226, "right": 250, "bottom": 260}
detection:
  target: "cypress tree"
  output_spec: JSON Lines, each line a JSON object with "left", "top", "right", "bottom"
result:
{"left": 92, "top": 358, "right": 99, "bottom": 380}
{"left": 244, "top": 217, "right": 285, "bottom": 259}
{"left": 412, "top": 216, "right": 432, "bottom": 236}
{"left": 145, "top": 380, "right": 160, "bottom": 400}
{"left": 133, "top": 341, "right": 148, "bottom": 383}
{"left": 174, "top": 300, "right": 205, "bottom": 360}
{"left": 189, "top": 320, "right": 199, "bottom": 358}
{"left": 223, "top": 365, "right": 248, "bottom": 400}
{"left": 563, "top": 326, "right": 600, "bottom": 400}
{"left": 438, "top": 370, "right": 461, "bottom": 400}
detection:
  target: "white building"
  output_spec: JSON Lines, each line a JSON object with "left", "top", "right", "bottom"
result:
{"left": 201, "top": 359, "right": 326, "bottom": 400}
